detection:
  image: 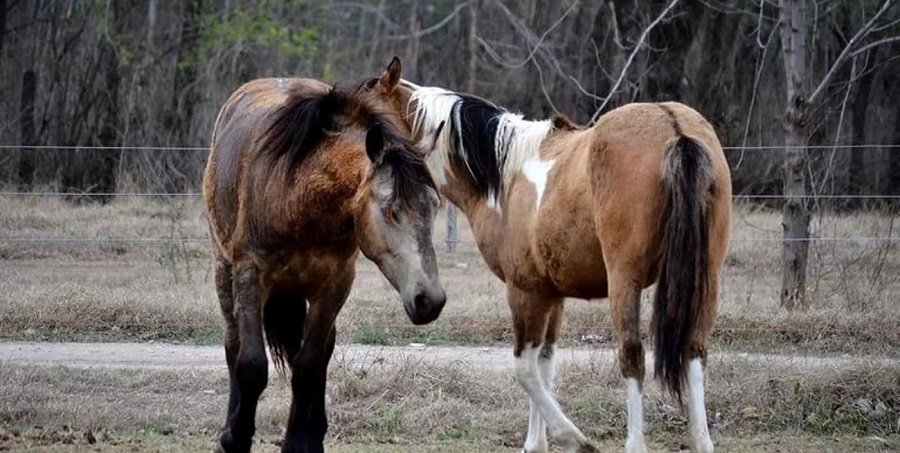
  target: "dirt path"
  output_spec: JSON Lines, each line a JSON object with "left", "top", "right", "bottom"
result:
{"left": 1, "top": 341, "right": 896, "bottom": 372}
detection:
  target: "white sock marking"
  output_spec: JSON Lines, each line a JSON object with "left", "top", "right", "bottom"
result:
{"left": 522, "top": 346, "right": 555, "bottom": 452}
{"left": 516, "top": 344, "right": 586, "bottom": 450}
{"left": 524, "top": 399, "right": 547, "bottom": 452}
{"left": 625, "top": 378, "right": 645, "bottom": 450}
{"left": 522, "top": 157, "right": 555, "bottom": 208}
{"left": 687, "top": 358, "right": 714, "bottom": 452}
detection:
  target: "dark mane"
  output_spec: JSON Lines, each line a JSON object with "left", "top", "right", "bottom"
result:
{"left": 259, "top": 87, "right": 347, "bottom": 179}
{"left": 379, "top": 124, "right": 437, "bottom": 220}
{"left": 448, "top": 94, "right": 506, "bottom": 200}
{"left": 259, "top": 82, "right": 435, "bottom": 218}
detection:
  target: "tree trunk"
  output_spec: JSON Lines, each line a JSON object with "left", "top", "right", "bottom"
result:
{"left": 404, "top": 0, "right": 420, "bottom": 81}
{"left": 445, "top": 0, "right": 479, "bottom": 253}
{"left": 363, "top": 0, "right": 387, "bottom": 74}
{"left": 0, "top": 0, "right": 7, "bottom": 64}
{"left": 172, "top": 0, "right": 202, "bottom": 144}
{"left": 18, "top": 70, "right": 37, "bottom": 189}
{"left": 778, "top": 0, "right": 811, "bottom": 309}
{"left": 848, "top": 48, "right": 876, "bottom": 198}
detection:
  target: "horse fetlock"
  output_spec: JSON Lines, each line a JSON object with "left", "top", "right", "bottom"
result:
{"left": 693, "top": 437, "right": 714, "bottom": 453}
{"left": 624, "top": 433, "right": 648, "bottom": 453}
{"left": 280, "top": 432, "right": 326, "bottom": 453}
{"left": 219, "top": 427, "right": 253, "bottom": 453}
{"left": 549, "top": 426, "right": 588, "bottom": 451}
{"left": 522, "top": 438, "right": 548, "bottom": 453}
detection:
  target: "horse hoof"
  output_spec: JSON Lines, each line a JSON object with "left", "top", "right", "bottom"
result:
{"left": 280, "top": 438, "right": 325, "bottom": 453}
{"left": 218, "top": 430, "right": 252, "bottom": 453}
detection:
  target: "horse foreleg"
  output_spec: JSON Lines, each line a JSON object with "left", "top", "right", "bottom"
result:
{"left": 281, "top": 270, "right": 351, "bottom": 453}
{"left": 522, "top": 302, "right": 563, "bottom": 453}
{"left": 220, "top": 261, "right": 268, "bottom": 453}
{"left": 509, "top": 287, "right": 595, "bottom": 453}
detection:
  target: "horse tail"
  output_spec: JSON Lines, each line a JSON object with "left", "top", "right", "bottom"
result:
{"left": 263, "top": 291, "right": 305, "bottom": 375}
{"left": 652, "top": 135, "right": 714, "bottom": 405}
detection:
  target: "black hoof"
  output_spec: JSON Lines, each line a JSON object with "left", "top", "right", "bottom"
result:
{"left": 218, "top": 429, "right": 253, "bottom": 453}
{"left": 281, "top": 437, "right": 325, "bottom": 453}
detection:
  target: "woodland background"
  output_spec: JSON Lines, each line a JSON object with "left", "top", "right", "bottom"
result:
{"left": 0, "top": 0, "right": 897, "bottom": 197}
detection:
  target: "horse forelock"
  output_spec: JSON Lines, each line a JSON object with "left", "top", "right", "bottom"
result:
{"left": 373, "top": 118, "right": 438, "bottom": 222}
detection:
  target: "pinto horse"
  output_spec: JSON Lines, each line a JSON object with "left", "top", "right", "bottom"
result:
{"left": 364, "top": 59, "right": 731, "bottom": 453}
{"left": 203, "top": 77, "right": 445, "bottom": 452}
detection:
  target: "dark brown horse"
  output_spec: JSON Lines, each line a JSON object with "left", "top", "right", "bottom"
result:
{"left": 364, "top": 59, "right": 731, "bottom": 453}
{"left": 203, "top": 77, "right": 445, "bottom": 453}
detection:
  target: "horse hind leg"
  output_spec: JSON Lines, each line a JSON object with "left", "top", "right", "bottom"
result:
{"left": 220, "top": 261, "right": 269, "bottom": 453}
{"left": 607, "top": 269, "right": 647, "bottom": 453}
{"left": 509, "top": 287, "right": 596, "bottom": 453}
{"left": 214, "top": 257, "right": 240, "bottom": 430}
{"left": 686, "top": 276, "right": 718, "bottom": 453}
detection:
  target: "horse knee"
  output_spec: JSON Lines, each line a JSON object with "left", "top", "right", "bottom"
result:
{"left": 236, "top": 351, "right": 268, "bottom": 397}
{"left": 618, "top": 341, "right": 645, "bottom": 381}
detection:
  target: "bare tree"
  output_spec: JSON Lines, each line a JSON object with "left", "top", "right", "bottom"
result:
{"left": 446, "top": 0, "right": 480, "bottom": 253}
{"left": 777, "top": 0, "right": 898, "bottom": 309}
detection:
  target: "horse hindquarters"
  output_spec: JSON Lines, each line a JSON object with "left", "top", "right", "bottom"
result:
{"left": 592, "top": 129, "right": 718, "bottom": 453}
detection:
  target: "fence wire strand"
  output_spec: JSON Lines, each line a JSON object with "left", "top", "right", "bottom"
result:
{"left": 2, "top": 144, "right": 899, "bottom": 151}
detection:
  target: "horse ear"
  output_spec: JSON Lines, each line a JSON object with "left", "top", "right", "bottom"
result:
{"left": 379, "top": 56, "right": 402, "bottom": 92}
{"left": 551, "top": 111, "right": 582, "bottom": 131}
{"left": 365, "top": 123, "right": 386, "bottom": 164}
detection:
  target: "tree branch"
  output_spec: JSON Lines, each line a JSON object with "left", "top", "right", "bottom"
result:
{"left": 589, "top": 0, "right": 680, "bottom": 124}
{"left": 850, "top": 35, "right": 900, "bottom": 57}
{"left": 387, "top": 1, "right": 469, "bottom": 40}
{"left": 807, "top": 0, "right": 898, "bottom": 105}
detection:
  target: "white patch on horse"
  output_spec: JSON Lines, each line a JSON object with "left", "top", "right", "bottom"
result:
{"left": 524, "top": 399, "right": 547, "bottom": 452}
{"left": 409, "top": 86, "right": 461, "bottom": 188}
{"left": 494, "top": 113, "right": 553, "bottom": 192}
{"left": 276, "top": 78, "right": 289, "bottom": 89}
{"left": 625, "top": 378, "right": 647, "bottom": 453}
{"left": 522, "top": 345, "right": 555, "bottom": 452}
{"left": 399, "top": 78, "right": 421, "bottom": 91}
{"left": 687, "top": 358, "right": 714, "bottom": 453}
{"left": 515, "top": 344, "right": 587, "bottom": 450}
{"left": 485, "top": 193, "right": 502, "bottom": 215}
{"left": 522, "top": 157, "right": 555, "bottom": 208}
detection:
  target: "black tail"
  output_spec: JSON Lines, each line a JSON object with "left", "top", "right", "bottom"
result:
{"left": 262, "top": 291, "right": 306, "bottom": 375}
{"left": 653, "top": 136, "right": 713, "bottom": 405}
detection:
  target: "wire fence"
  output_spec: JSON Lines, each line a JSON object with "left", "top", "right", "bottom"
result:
{"left": 0, "top": 144, "right": 896, "bottom": 246}
{"left": 2, "top": 144, "right": 900, "bottom": 151}
{"left": 0, "top": 237, "right": 896, "bottom": 245}
{"left": 3, "top": 191, "right": 900, "bottom": 200}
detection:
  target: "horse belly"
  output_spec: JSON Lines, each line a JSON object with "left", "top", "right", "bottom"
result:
{"left": 532, "top": 204, "right": 608, "bottom": 299}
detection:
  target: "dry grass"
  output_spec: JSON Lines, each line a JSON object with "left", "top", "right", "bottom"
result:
{"left": 1, "top": 197, "right": 898, "bottom": 355}
{"left": 0, "top": 350, "right": 897, "bottom": 451}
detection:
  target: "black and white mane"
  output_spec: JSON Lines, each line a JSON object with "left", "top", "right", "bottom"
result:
{"left": 408, "top": 85, "right": 553, "bottom": 207}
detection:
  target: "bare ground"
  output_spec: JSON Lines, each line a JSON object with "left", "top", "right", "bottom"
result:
{"left": 0, "top": 341, "right": 897, "bottom": 451}
{"left": 1, "top": 341, "right": 897, "bottom": 373}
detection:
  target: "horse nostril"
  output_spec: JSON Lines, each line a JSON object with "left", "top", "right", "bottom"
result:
{"left": 414, "top": 293, "right": 428, "bottom": 311}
